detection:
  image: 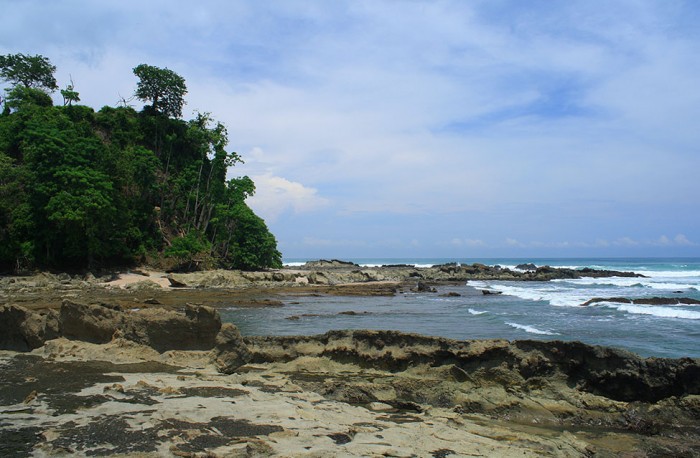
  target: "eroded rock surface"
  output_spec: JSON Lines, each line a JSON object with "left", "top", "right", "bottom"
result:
{"left": 1, "top": 302, "right": 699, "bottom": 456}
{"left": 1, "top": 302, "right": 248, "bottom": 374}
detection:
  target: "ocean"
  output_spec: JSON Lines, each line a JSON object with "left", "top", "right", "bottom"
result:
{"left": 220, "top": 258, "right": 700, "bottom": 359}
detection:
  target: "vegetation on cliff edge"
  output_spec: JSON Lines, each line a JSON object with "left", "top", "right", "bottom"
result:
{"left": 0, "top": 53, "right": 282, "bottom": 272}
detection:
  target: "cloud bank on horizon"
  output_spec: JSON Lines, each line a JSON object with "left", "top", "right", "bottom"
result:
{"left": 2, "top": 0, "right": 699, "bottom": 258}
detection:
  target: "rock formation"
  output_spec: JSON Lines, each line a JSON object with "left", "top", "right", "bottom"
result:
{"left": 582, "top": 296, "right": 700, "bottom": 306}
{"left": 0, "top": 301, "right": 249, "bottom": 373}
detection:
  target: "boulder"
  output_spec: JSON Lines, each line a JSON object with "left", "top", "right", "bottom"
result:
{"left": 516, "top": 263, "right": 537, "bottom": 271}
{"left": 212, "top": 323, "right": 252, "bottom": 374}
{"left": 0, "top": 305, "right": 60, "bottom": 351}
{"left": 123, "top": 304, "right": 221, "bottom": 352}
{"left": 307, "top": 271, "right": 329, "bottom": 285}
{"left": 60, "top": 300, "right": 124, "bottom": 344}
{"left": 412, "top": 282, "right": 437, "bottom": 293}
{"left": 166, "top": 275, "right": 188, "bottom": 287}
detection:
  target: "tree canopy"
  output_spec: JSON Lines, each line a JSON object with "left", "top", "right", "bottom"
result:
{"left": 0, "top": 53, "right": 58, "bottom": 91}
{"left": 133, "top": 64, "right": 187, "bottom": 118}
{"left": 0, "top": 55, "right": 282, "bottom": 272}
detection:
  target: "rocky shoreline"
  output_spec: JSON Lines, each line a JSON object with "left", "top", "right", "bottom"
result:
{"left": 0, "top": 260, "right": 647, "bottom": 310}
{"left": 2, "top": 262, "right": 699, "bottom": 456}
{"left": 1, "top": 299, "right": 699, "bottom": 457}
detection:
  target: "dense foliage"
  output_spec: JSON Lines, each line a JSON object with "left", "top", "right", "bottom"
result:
{"left": 0, "top": 54, "right": 281, "bottom": 272}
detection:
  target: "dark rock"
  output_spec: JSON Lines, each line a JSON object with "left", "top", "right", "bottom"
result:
{"left": 60, "top": 300, "right": 123, "bottom": 344}
{"left": 303, "top": 259, "right": 359, "bottom": 268}
{"left": 516, "top": 263, "right": 537, "bottom": 271}
{"left": 635, "top": 297, "right": 700, "bottom": 305}
{"left": 412, "top": 282, "right": 437, "bottom": 293}
{"left": 212, "top": 323, "right": 252, "bottom": 374}
{"left": 482, "top": 290, "right": 502, "bottom": 295}
{"left": 581, "top": 297, "right": 633, "bottom": 306}
{"left": 582, "top": 297, "right": 700, "bottom": 306}
{"left": 123, "top": 304, "right": 221, "bottom": 352}
{"left": 166, "top": 275, "right": 187, "bottom": 287}
{"left": 0, "top": 305, "right": 60, "bottom": 351}
{"left": 328, "top": 432, "right": 354, "bottom": 445}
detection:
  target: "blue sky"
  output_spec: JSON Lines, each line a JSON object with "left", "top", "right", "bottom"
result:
{"left": 2, "top": 0, "right": 699, "bottom": 259}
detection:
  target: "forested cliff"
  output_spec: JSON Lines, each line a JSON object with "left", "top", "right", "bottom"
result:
{"left": 0, "top": 54, "right": 282, "bottom": 272}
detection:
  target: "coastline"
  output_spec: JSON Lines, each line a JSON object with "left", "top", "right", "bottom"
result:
{"left": 2, "top": 261, "right": 699, "bottom": 456}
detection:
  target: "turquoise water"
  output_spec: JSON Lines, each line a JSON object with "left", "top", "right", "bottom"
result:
{"left": 221, "top": 258, "right": 700, "bottom": 358}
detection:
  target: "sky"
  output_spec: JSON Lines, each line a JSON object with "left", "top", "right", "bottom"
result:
{"left": 2, "top": 0, "right": 699, "bottom": 259}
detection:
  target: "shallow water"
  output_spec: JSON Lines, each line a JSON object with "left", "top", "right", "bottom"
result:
{"left": 221, "top": 258, "right": 700, "bottom": 359}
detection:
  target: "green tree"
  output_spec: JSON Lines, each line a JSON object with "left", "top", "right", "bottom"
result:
{"left": 60, "top": 77, "right": 80, "bottom": 106}
{"left": 4, "top": 85, "right": 53, "bottom": 112}
{"left": 133, "top": 64, "right": 187, "bottom": 118}
{"left": 0, "top": 56, "right": 283, "bottom": 272}
{"left": 0, "top": 53, "right": 57, "bottom": 91}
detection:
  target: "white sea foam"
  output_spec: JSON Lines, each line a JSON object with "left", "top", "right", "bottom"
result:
{"left": 468, "top": 309, "right": 487, "bottom": 315}
{"left": 604, "top": 303, "right": 700, "bottom": 320}
{"left": 559, "top": 277, "right": 700, "bottom": 291}
{"left": 506, "top": 322, "right": 559, "bottom": 335}
{"left": 470, "top": 281, "right": 588, "bottom": 307}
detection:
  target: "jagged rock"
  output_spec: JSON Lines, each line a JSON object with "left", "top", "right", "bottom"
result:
{"left": 516, "top": 263, "right": 537, "bottom": 270}
{"left": 166, "top": 275, "right": 188, "bottom": 287}
{"left": 0, "top": 305, "right": 59, "bottom": 351}
{"left": 303, "top": 259, "right": 359, "bottom": 268}
{"left": 412, "top": 282, "right": 437, "bottom": 293}
{"left": 246, "top": 330, "right": 700, "bottom": 404}
{"left": 307, "top": 271, "right": 329, "bottom": 285}
{"left": 582, "top": 297, "right": 700, "bottom": 306}
{"left": 212, "top": 323, "right": 252, "bottom": 374}
{"left": 482, "top": 290, "right": 502, "bottom": 295}
{"left": 60, "top": 300, "right": 124, "bottom": 344}
{"left": 581, "top": 297, "right": 633, "bottom": 306}
{"left": 54, "top": 300, "right": 225, "bottom": 353}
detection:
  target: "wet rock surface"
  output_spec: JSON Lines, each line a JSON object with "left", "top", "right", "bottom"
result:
{"left": 582, "top": 296, "right": 700, "bottom": 306}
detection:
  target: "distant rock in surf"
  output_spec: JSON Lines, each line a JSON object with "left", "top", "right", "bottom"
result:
{"left": 581, "top": 296, "right": 700, "bottom": 306}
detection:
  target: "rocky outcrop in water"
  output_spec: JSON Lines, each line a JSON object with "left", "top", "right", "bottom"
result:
{"left": 582, "top": 296, "right": 700, "bottom": 306}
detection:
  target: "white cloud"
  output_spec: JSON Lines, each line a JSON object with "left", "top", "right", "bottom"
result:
{"left": 674, "top": 234, "right": 694, "bottom": 246}
{"left": 245, "top": 173, "right": 329, "bottom": 222}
